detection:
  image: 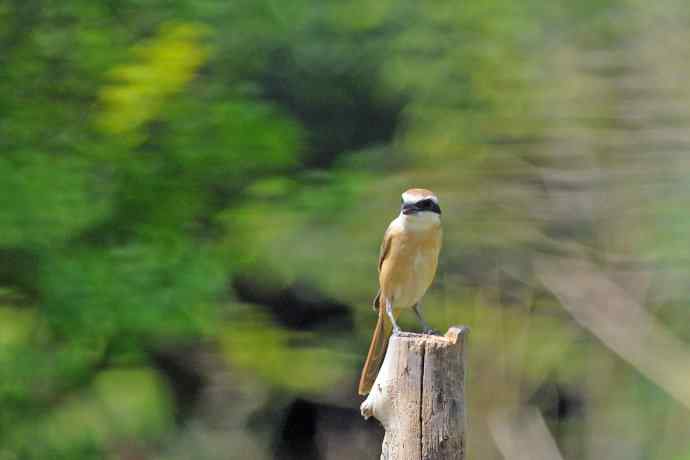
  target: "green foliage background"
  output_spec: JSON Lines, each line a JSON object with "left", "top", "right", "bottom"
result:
{"left": 3, "top": 0, "right": 690, "bottom": 458}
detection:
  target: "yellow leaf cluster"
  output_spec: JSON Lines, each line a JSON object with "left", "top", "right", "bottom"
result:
{"left": 98, "top": 23, "right": 209, "bottom": 142}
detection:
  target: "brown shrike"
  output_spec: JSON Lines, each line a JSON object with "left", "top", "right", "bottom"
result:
{"left": 358, "top": 188, "right": 442, "bottom": 395}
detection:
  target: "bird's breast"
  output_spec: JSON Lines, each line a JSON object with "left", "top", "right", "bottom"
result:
{"left": 379, "top": 227, "right": 441, "bottom": 310}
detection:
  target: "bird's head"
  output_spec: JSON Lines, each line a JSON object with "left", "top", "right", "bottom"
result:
{"left": 400, "top": 188, "right": 441, "bottom": 223}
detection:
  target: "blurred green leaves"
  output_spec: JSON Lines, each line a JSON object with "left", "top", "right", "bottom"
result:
{"left": 221, "top": 310, "right": 350, "bottom": 392}
{"left": 4, "top": 368, "right": 172, "bottom": 458}
{"left": 39, "top": 245, "right": 224, "bottom": 339}
{"left": 0, "top": 155, "right": 110, "bottom": 248}
{"left": 1, "top": 5, "right": 311, "bottom": 456}
{"left": 162, "top": 98, "right": 302, "bottom": 179}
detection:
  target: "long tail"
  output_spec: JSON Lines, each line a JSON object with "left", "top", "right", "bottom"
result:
{"left": 358, "top": 304, "right": 394, "bottom": 395}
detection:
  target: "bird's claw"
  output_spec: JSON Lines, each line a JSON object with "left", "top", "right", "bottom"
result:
{"left": 360, "top": 399, "right": 373, "bottom": 420}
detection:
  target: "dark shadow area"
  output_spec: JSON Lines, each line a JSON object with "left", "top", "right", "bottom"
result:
{"left": 261, "top": 48, "right": 405, "bottom": 168}
{"left": 529, "top": 380, "right": 585, "bottom": 421}
{"left": 233, "top": 275, "right": 354, "bottom": 332}
{"left": 151, "top": 346, "right": 206, "bottom": 424}
{"left": 0, "top": 248, "right": 40, "bottom": 305}
{"left": 271, "top": 397, "right": 384, "bottom": 460}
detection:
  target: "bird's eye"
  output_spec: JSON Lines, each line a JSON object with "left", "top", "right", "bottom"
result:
{"left": 419, "top": 199, "right": 432, "bottom": 208}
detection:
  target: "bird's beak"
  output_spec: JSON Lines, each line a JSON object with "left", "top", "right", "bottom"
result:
{"left": 401, "top": 203, "right": 419, "bottom": 215}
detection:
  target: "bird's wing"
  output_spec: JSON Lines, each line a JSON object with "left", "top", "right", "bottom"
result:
{"left": 372, "top": 227, "right": 393, "bottom": 310}
{"left": 378, "top": 227, "right": 392, "bottom": 272}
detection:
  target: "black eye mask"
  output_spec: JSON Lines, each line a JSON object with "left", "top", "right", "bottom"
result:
{"left": 401, "top": 199, "right": 441, "bottom": 215}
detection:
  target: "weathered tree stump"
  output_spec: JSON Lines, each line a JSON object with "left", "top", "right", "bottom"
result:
{"left": 361, "top": 326, "right": 468, "bottom": 460}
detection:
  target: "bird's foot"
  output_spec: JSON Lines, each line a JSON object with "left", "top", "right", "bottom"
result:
{"left": 360, "top": 399, "right": 374, "bottom": 420}
{"left": 392, "top": 325, "right": 402, "bottom": 336}
{"left": 423, "top": 327, "right": 440, "bottom": 336}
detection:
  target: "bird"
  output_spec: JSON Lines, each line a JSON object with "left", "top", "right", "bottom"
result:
{"left": 358, "top": 188, "right": 443, "bottom": 396}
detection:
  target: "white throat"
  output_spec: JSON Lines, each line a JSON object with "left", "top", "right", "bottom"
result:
{"left": 395, "top": 212, "right": 440, "bottom": 232}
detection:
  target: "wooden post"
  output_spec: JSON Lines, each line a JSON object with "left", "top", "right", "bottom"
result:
{"left": 361, "top": 326, "right": 469, "bottom": 460}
